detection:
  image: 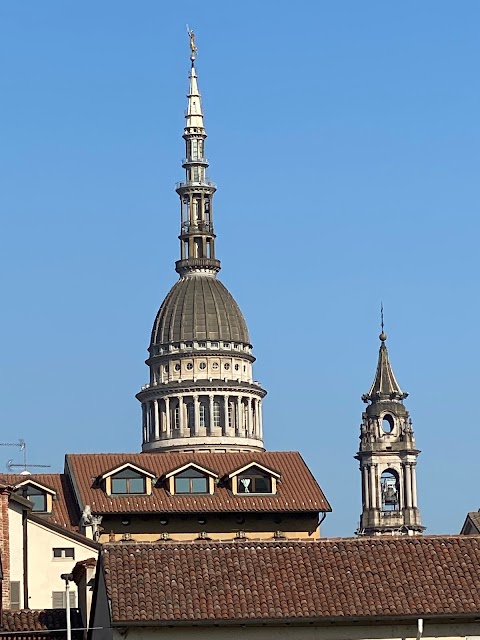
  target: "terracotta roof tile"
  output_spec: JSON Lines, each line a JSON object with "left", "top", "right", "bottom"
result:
{"left": 102, "top": 536, "right": 480, "bottom": 623}
{"left": 66, "top": 452, "right": 330, "bottom": 514}
{"left": 1, "top": 609, "right": 82, "bottom": 639}
{"left": 0, "top": 473, "right": 80, "bottom": 532}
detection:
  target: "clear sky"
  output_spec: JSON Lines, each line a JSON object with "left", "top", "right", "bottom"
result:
{"left": 1, "top": 1, "right": 479, "bottom": 537}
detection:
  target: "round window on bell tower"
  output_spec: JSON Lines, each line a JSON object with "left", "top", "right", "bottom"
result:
{"left": 382, "top": 414, "right": 394, "bottom": 433}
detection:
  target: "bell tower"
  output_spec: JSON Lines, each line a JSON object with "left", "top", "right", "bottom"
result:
{"left": 355, "top": 321, "right": 424, "bottom": 536}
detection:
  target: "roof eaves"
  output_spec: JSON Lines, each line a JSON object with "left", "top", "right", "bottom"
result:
{"left": 100, "top": 462, "right": 156, "bottom": 480}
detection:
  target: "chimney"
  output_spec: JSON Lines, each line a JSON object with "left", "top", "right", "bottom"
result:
{"left": 72, "top": 558, "right": 97, "bottom": 637}
{"left": 0, "top": 487, "right": 11, "bottom": 609}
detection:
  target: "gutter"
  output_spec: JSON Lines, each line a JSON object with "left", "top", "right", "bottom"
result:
{"left": 22, "top": 508, "right": 29, "bottom": 608}
{"left": 112, "top": 613, "right": 480, "bottom": 628}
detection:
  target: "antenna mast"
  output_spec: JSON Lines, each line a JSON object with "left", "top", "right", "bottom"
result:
{"left": 0, "top": 439, "right": 51, "bottom": 474}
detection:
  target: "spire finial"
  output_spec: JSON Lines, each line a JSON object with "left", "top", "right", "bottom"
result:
{"left": 187, "top": 26, "right": 197, "bottom": 64}
{"left": 379, "top": 302, "right": 387, "bottom": 342}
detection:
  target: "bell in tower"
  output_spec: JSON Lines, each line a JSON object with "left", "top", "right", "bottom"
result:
{"left": 355, "top": 320, "right": 425, "bottom": 536}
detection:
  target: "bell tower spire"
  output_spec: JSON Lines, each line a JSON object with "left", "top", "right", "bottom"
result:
{"left": 175, "top": 30, "right": 220, "bottom": 278}
{"left": 355, "top": 316, "right": 424, "bottom": 536}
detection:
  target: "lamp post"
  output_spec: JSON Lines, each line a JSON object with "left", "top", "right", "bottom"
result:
{"left": 60, "top": 573, "right": 74, "bottom": 640}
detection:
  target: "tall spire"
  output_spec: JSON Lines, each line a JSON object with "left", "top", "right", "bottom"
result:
{"left": 362, "top": 332, "right": 407, "bottom": 403}
{"left": 175, "top": 30, "right": 220, "bottom": 278}
{"left": 137, "top": 32, "right": 266, "bottom": 454}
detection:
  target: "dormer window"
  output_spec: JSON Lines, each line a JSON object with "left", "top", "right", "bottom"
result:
{"left": 24, "top": 485, "right": 48, "bottom": 512}
{"left": 174, "top": 468, "right": 208, "bottom": 494}
{"left": 15, "top": 480, "right": 55, "bottom": 513}
{"left": 238, "top": 470, "right": 271, "bottom": 494}
{"left": 165, "top": 462, "right": 217, "bottom": 495}
{"left": 228, "top": 462, "right": 280, "bottom": 495}
{"left": 111, "top": 469, "right": 146, "bottom": 495}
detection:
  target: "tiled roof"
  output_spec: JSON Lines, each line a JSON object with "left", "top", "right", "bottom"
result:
{"left": 1, "top": 609, "right": 82, "bottom": 639}
{"left": 102, "top": 536, "right": 480, "bottom": 624}
{"left": 0, "top": 473, "right": 80, "bottom": 532}
{"left": 66, "top": 452, "right": 330, "bottom": 514}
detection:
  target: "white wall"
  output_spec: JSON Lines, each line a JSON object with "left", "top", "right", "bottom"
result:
{"left": 26, "top": 519, "right": 98, "bottom": 610}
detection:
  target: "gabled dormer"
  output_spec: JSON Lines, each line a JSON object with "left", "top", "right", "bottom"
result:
{"left": 14, "top": 479, "right": 56, "bottom": 513}
{"left": 227, "top": 462, "right": 280, "bottom": 495}
{"left": 164, "top": 462, "right": 218, "bottom": 495}
{"left": 101, "top": 463, "right": 156, "bottom": 496}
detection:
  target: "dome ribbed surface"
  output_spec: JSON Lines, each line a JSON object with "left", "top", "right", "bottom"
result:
{"left": 151, "top": 276, "right": 250, "bottom": 345}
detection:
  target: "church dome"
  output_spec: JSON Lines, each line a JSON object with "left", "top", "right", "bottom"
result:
{"left": 151, "top": 275, "right": 250, "bottom": 346}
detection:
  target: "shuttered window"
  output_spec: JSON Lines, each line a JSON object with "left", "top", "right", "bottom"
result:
{"left": 10, "top": 581, "right": 21, "bottom": 610}
{"left": 52, "top": 590, "right": 76, "bottom": 608}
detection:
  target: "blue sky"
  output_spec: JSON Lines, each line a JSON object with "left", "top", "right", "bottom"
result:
{"left": 1, "top": 1, "right": 479, "bottom": 537}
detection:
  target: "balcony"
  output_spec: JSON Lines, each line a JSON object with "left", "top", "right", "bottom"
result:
{"left": 182, "top": 158, "right": 209, "bottom": 166}
{"left": 176, "top": 180, "right": 216, "bottom": 190}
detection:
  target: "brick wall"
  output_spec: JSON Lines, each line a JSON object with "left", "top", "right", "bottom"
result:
{"left": 0, "top": 488, "right": 11, "bottom": 609}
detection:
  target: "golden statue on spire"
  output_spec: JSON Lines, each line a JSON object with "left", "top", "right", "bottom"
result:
{"left": 187, "top": 26, "right": 197, "bottom": 61}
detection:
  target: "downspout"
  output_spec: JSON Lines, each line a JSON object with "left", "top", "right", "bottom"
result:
{"left": 310, "top": 511, "right": 327, "bottom": 536}
{"left": 22, "top": 511, "right": 28, "bottom": 608}
{"left": 417, "top": 618, "right": 424, "bottom": 640}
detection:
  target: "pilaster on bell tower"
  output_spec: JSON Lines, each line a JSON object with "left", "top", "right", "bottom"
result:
{"left": 355, "top": 313, "right": 424, "bottom": 536}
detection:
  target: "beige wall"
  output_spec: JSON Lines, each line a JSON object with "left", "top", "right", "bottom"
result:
{"left": 26, "top": 519, "right": 98, "bottom": 609}
{"left": 98, "top": 512, "right": 320, "bottom": 543}
{"left": 112, "top": 623, "right": 480, "bottom": 640}
{"left": 8, "top": 501, "right": 25, "bottom": 605}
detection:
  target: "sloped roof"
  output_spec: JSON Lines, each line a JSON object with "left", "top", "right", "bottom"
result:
{"left": 461, "top": 511, "right": 480, "bottom": 534}
{"left": 0, "top": 473, "right": 80, "bottom": 532}
{"left": 363, "top": 336, "right": 407, "bottom": 403}
{"left": 1, "top": 609, "right": 82, "bottom": 639}
{"left": 66, "top": 452, "right": 330, "bottom": 514}
{"left": 102, "top": 536, "right": 480, "bottom": 624}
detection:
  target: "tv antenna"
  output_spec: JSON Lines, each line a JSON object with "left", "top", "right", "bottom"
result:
{"left": 0, "top": 439, "right": 51, "bottom": 474}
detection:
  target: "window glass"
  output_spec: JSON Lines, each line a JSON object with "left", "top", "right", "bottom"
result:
{"left": 192, "top": 477, "right": 208, "bottom": 493}
{"left": 128, "top": 477, "right": 146, "bottom": 494}
{"left": 24, "top": 486, "right": 47, "bottom": 512}
{"left": 111, "top": 478, "right": 128, "bottom": 494}
{"left": 175, "top": 477, "right": 191, "bottom": 493}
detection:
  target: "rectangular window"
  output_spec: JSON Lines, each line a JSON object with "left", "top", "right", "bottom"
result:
{"left": 10, "top": 581, "right": 21, "bottom": 610}
{"left": 228, "top": 402, "right": 234, "bottom": 428}
{"left": 199, "top": 404, "right": 206, "bottom": 428}
{"left": 174, "top": 406, "right": 180, "bottom": 430}
{"left": 111, "top": 469, "right": 146, "bottom": 495}
{"left": 187, "top": 403, "right": 195, "bottom": 429}
{"left": 213, "top": 401, "right": 221, "bottom": 428}
{"left": 52, "top": 590, "right": 76, "bottom": 608}
{"left": 53, "top": 548, "right": 75, "bottom": 560}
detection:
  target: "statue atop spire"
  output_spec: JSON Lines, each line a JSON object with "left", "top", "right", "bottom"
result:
{"left": 187, "top": 26, "right": 197, "bottom": 63}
